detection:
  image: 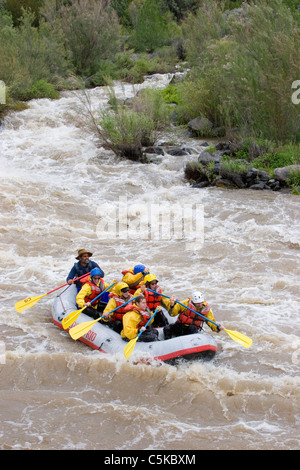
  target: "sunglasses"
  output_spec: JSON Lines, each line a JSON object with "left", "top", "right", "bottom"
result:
{"left": 121, "top": 288, "right": 130, "bottom": 293}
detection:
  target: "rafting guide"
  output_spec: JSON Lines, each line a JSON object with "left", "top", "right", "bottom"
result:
{"left": 96, "top": 196, "right": 204, "bottom": 250}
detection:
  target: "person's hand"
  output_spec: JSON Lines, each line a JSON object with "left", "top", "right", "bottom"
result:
{"left": 218, "top": 324, "right": 225, "bottom": 331}
{"left": 140, "top": 284, "right": 146, "bottom": 292}
{"left": 85, "top": 302, "right": 91, "bottom": 307}
{"left": 67, "top": 279, "right": 74, "bottom": 285}
{"left": 139, "top": 326, "right": 146, "bottom": 332}
{"left": 170, "top": 295, "right": 176, "bottom": 307}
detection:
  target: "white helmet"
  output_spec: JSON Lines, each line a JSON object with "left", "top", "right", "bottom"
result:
{"left": 192, "top": 291, "right": 205, "bottom": 304}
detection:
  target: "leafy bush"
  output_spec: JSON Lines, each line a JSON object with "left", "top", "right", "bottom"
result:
{"left": 99, "top": 107, "right": 155, "bottom": 160}
{"left": 0, "top": 9, "right": 70, "bottom": 100}
{"left": 180, "top": 0, "right": 300, "bottom": 143}
{"left": 287, "top": 169, "right": 300, "bottom": 188}
{"left": 98, "top": 88, "right": 171, "bottom": 160}
{"left": 128, "top": 0, "right": 181, "bottom": 52}
{"left": 57, "top": 0, "right": 122, "bottom": 78}
{"left": 23, "top": 79, "right": 59, "bottom": 100}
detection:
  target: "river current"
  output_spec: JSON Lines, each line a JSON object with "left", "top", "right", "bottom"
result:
{"left": 0, "top": 74, "right": 299, "bottom": 450}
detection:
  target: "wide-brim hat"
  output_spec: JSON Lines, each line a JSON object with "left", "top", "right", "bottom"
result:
{"left": 76, "top": 249, "right": 93, "bottom": 260}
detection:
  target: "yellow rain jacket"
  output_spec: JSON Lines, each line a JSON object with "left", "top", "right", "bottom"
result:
{"left": 170, "top": 298, "right": 219, "bottom": 332}
{"left": 121, "top": 268, "right": 147, "bottom": 292}
{"left": 76, "top": 277, "right": 110, "bottom": 309}
{"left": 121, "top": 308, "right": 153, "bottom": 340}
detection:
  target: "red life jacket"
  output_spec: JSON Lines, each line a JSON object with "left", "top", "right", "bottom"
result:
{"left": 177, "top": 300, "right": 210, "bottom": 329}
{"left": 108, "top": 293, "right": 133, "bottom": 322}
{"left": 84, "top": 279, "right": 105, "bottom": 304}
{"left": 132, "top": 307, "right": 151, "bottom": 328}
{"left": 144, "top": 286, "right": 162, "bottom": 311}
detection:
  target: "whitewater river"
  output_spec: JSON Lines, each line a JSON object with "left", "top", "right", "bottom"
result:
{"left": 0, "top": 74, "right": 299, "bottom": 451}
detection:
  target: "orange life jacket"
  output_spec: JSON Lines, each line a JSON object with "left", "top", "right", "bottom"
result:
{"left": 84, "top": 279, "right": 105, "bottom": 304}
{"left": 144, "top": 286, "right": 162, "bottom": 311}
{"left": 108, "top": 293, "right": 133, "bottom": 322}
{"left": 177, "top": 300, "right": 210, "bottom": 329}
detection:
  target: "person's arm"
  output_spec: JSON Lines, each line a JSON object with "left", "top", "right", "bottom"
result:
{"left": 122, "top": 311, "right": 139, "bottom": 340}
{"left": 76, "top": 284, "right": 91, "bottom": 308}
{"left": 66, "top": 264, "right": 77, "bottom": 283}
{"left": 102, "top": 298, "right": 117, "bottom": 320}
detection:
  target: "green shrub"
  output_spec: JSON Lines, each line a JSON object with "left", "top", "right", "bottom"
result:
{"left": 252, "top": 144, "right": 300, "bottom": 172}
{"left": 99, "top": 107, "right": 155, "bottom": 160}
{"left": 23, "top": 79, "right": 59, "bottom": 100}
{"left": 57, "top": 0, "right": 122, "bottom": 77}
{"left": 287, "top": 169, "right": 300, "bottom": 188}
{"left": 128, "top": 0, "right": 181, "bottom": 52}
{"left": 0, "top": 9, "right": 70, "bottom": 101}
{"left": 98, "top": 87, "right": 171, "bottom": 160}
{"left": 220, "top": 157, "right": 250, "bottom": 175}
{"left": 160, "top": 85, "right": 181, "bottom": 104}
{"left": 180, "top": 0, "right": 300, "bottom": 143}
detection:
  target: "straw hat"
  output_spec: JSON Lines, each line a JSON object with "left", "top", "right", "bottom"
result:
{"left": 76, "top": 249, "right": 93, "bottom": 260}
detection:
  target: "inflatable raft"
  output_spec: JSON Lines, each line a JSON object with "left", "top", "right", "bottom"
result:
{"left": 51, "top": 284, "right": 218, "bottom": 364}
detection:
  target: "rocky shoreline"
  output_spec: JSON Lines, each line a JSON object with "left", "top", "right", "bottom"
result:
{"left": 142, "top": 140, "right": 300, "bottom": 194}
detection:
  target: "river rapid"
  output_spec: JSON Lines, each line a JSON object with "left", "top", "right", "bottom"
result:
{"left": 0, "top": 74, "right": 299, "bottom": 451}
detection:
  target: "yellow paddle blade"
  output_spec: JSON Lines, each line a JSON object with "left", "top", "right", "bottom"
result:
{"left": 124, "top": 337, "right": 139, "bottom": 359}
{"left": 15, "top": 293, "right": 47, "bottom": 313}
{"left": 62, "top": 307, "right": 86, "bottom": 330}
{"left": 69, "top": 318, "right": 99, "bottom": 340}
{"left": 224, "top": 329, "right": 252, "bottom": 348}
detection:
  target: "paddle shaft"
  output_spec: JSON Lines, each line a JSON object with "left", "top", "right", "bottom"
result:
{"left": 48, "top": 272, "right": 92, "bottom": 296}
{"left": 146, "top": 289, "right": 221, "bottom": 329}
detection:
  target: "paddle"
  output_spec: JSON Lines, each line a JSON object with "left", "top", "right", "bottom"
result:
{"left": 69, "top": 296, "right": 138, "bottom": 341}
{"left": 15, "top": 272, "right": 91, "bottom": 313}
{"left": 62, "top": 281, "right": 116, "bottom": 330}
{"left": 147, "top": 289, "right": 252, "bottom": 349}
{"left": 124, "top": 308, "right": 159, "bottom": 359}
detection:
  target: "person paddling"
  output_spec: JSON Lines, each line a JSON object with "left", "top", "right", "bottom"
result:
{"left": 136, "top": 273, "right": 170, "bottom": 327}
{"left": 102, "top": 282, "right": 134, "bottom": 333}
{"left": 164, "top": 291, "right": 224, "bottom": 339}
{"left": 76, "top": 268, "right": 110, "bottom": 320}
{"left": 121, "top": 295, "right": 159, "bottom": 343}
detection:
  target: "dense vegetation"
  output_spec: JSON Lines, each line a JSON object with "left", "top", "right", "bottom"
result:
{"left": 0, "top": 0, "right": 299, "bottom": 187}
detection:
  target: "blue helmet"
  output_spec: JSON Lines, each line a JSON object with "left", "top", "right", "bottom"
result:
{"left": 90, "top": 268, "right": 104, "bottom": 278}
{"left": 133, "top": 264, "right": 146, "bottom": 275}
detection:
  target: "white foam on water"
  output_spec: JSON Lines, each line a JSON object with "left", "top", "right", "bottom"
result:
{"left": 0, "top": 74, "right": 299, "bottom": 450}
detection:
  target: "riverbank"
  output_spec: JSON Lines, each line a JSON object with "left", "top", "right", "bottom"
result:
{"left": 141, "top": 136, "right": 300, "bottom": 195}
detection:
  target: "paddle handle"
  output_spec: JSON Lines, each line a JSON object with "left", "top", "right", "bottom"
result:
{"left": 146, "top": 289, "right": 221, "bottom": 329}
